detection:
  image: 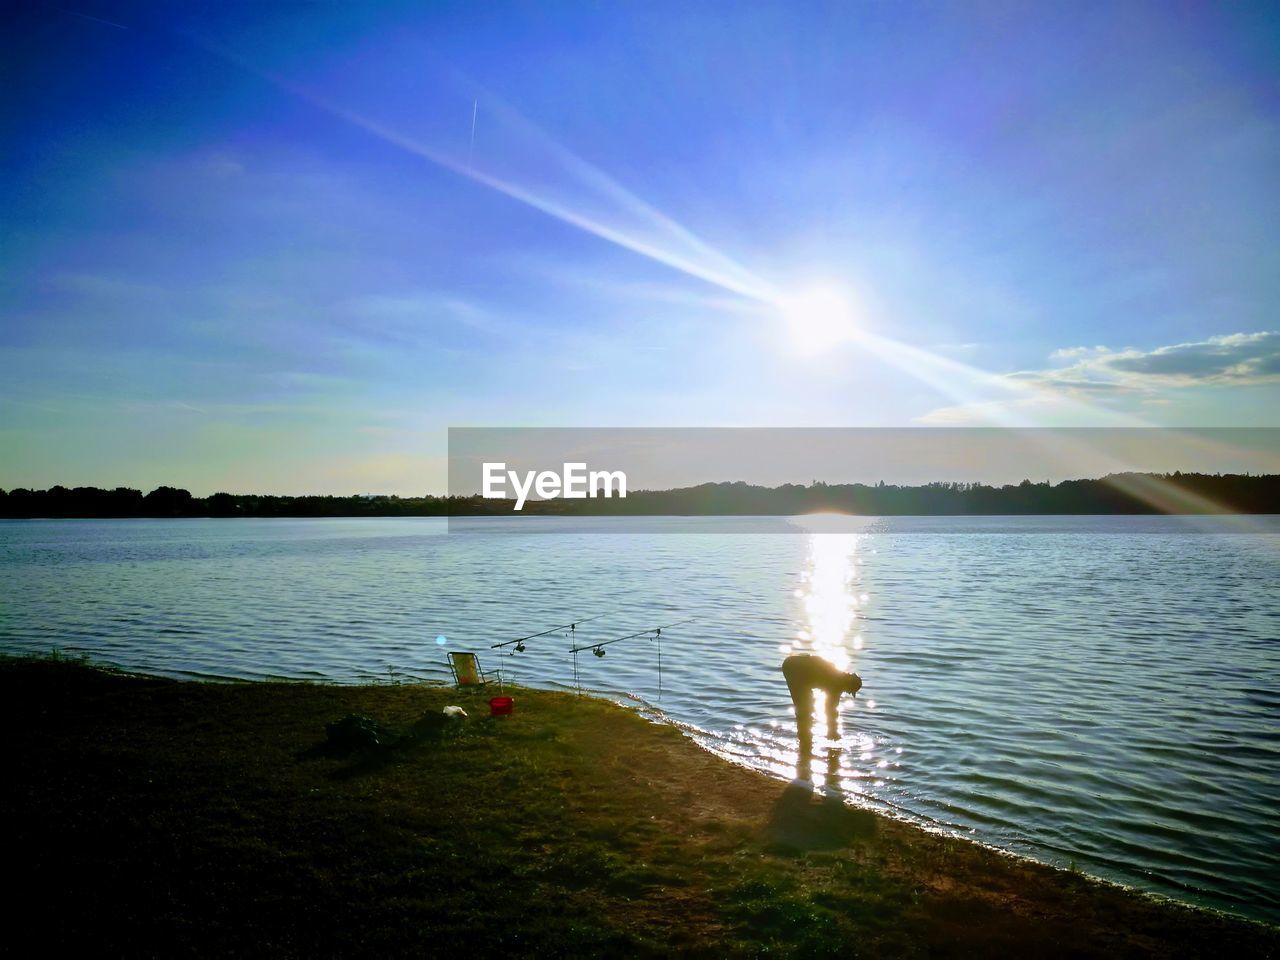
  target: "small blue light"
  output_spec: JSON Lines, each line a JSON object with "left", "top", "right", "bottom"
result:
{"left": 435, "top": 634, "right": 448, "bottom": 646}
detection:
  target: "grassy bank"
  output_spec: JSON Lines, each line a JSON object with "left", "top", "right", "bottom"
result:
{"left": 4, "top": 657, "right": 1274, "bottom": 958}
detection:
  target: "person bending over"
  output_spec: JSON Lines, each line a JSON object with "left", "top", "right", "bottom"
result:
{"left": 782, "top": 653, "right": 862, "bottom": 743}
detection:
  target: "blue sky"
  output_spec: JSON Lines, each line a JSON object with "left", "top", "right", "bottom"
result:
{"left": 2, "top": 1, "right": 1278, "bottom": 494}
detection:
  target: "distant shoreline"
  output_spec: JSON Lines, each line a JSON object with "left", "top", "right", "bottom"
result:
{"left": 2, "top": 471, "right": 1278, "bottom": 518}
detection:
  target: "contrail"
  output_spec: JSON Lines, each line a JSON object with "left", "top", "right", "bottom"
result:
{"left": 468, "top": 99, "right": 477, "bottom": 167}
{"left": 61, "top": 8, "right": 129, "bottom": 30}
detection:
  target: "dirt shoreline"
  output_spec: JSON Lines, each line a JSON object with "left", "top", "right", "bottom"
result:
{"left": 5, "top": 657, "right": 1275, "bottom": 957}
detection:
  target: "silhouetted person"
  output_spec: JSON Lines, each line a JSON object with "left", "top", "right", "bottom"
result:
{"left": 783, "top": 653, "right": 861, "bottom": 745}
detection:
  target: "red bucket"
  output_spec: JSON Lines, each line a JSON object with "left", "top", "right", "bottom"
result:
{"left": 488, "top": 696, "right": 514, "bottom": 717}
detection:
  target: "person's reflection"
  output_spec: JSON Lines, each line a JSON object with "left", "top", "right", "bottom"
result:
{"left": 790, "top": 743, "right": 845, "bottom": 800}
{"left": 794, "top": 746, "right": 814, "bottom": 786}
{"left": 822, "top": 747, "right": 842, "bottom": 801}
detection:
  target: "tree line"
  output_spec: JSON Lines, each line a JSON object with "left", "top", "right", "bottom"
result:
{"left": 0, "top": 472, "right": 1275, "bottom": 517}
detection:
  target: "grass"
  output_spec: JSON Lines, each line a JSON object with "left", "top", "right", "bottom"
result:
{"left": 3, "top": 655, "right": 1275, "bottom": 957}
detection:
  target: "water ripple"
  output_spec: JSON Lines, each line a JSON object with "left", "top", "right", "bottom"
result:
{"left": 1, "top": 515, "right": 1277, "bottom": 922}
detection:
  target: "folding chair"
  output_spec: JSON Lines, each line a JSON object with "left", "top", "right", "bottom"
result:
{"left": 447, "top": 651, "right": 501, "bottom": 691}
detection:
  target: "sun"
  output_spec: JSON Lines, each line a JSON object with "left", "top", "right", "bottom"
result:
{"left": 777, "top": 284, "right": 858, "bottom": 355}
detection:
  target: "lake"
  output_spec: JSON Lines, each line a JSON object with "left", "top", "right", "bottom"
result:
{"left": 1, "top": 514, "right": 1277, "bottom": 922}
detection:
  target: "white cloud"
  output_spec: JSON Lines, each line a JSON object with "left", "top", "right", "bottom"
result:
{"left": 916, "top": 331, "right": 1280, "bottom": 425}
{"left": 1026, "top": 331, "right": 1280, "bottom": 392}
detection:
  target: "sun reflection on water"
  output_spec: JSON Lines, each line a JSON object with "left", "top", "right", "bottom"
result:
{"left": 798, "top": 533, "right": 860, "bottom": 670}
{"left": 789, "top": 533, "right": 867, "bottom": 789}
{"left": 715, "top": 528, "right": 898, "bottom": 800}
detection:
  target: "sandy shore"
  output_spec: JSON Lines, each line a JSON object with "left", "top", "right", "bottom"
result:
{"left": 4, "top": 656, "right": 1275, "bottom": 957}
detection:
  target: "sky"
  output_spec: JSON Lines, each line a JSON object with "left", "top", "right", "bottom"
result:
{"left": 2, "top": 1, "right": 1278, "bottom": 495}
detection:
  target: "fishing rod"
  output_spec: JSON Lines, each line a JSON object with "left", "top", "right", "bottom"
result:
{"left": 570, "top": 617, "right": 695, "bottom": 698}
{"left": 568, "top": 618, "right": 694, "bottom": 656}
{"left": 490, "top": 612, "right": 613, "bottom": 652}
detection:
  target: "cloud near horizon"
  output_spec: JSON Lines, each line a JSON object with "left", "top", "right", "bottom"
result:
{"left": 918, "top": 332, "right": 1280, "bottom": 425}
{"left": 1037, "top": 332, "right": 1280, "bottom": 390}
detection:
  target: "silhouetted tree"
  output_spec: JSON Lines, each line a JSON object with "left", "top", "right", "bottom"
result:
{"left": 0, "top": 474, "right": 1275, "bottom": 518}
{"left": 143, "top": 486, "right": 194, "bottom": 517}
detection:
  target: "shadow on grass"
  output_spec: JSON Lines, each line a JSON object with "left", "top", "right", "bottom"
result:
{"left": 764, "top": 748, "right": 877, "bottom": 853}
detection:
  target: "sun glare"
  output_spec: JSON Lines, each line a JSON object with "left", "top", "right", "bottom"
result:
{"left": 778, "top": 285, "right": 857, "bottom": 355}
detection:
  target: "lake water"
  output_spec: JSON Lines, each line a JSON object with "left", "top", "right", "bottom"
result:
{"left": 1, "top": 515, "right": 1277, "bottom": 922}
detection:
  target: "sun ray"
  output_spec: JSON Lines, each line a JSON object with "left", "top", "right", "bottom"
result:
{"left": 189, "top": 33, "right": 777, "bottom": 303}
{"left": 188, "top": 32, "right": 1272, "bottom": 524}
